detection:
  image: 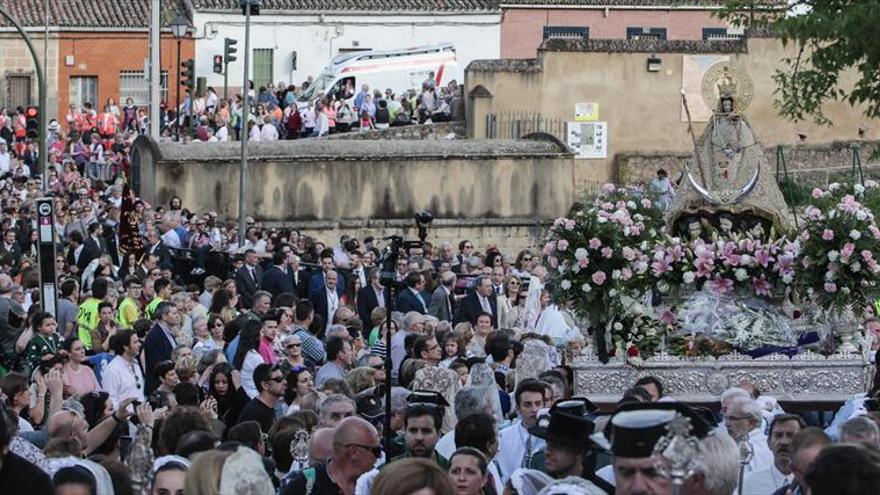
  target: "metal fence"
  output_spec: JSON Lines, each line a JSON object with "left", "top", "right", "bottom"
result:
{"left": 486, "top": 111, "right": 565, "bottom": 141}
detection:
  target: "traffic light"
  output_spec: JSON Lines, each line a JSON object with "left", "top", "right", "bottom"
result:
{"left": 240, "top": 0, "right": 261, "bottom": 16}
{"left": 224, "top": 38, "right": 238, "bottom": 64}
{"left": 25, "top": 106, "right": 39, "bottom": 139}
{"left": 180, "top": 59, "right": 194, "bottom": 94}
{"left": 213, "top": 55, "right": 223, "bottom": 74}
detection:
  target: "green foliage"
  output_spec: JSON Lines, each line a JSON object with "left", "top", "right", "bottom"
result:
{"left": 717, "top": 0, "right": 880, "bottom": 126}
{"left": 778, "top": 176, "right": 813, "bottom": 207}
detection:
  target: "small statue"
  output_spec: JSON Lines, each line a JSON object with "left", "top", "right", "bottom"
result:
{"left": 289, "top": 429, "right": 310, "bottom": 472}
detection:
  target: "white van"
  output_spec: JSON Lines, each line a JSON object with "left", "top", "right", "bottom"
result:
{"left": 297, "top": 43, "right": 461, "bottom": 107}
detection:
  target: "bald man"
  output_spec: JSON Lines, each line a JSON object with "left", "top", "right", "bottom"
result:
{"left": 47, "top": 398, "right": 136, "bottom": 457}
{"left": 309, "top": 427, "right": 336, "bottom": 466}
{"left": 282, "top": 416, "right": 381, "bottom": 495}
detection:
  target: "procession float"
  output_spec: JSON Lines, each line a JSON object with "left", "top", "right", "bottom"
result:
{"left": 550, "top": 63, "right": 876, "bottom": 403}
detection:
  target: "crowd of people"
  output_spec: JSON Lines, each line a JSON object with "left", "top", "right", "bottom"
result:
{"left": 167, "top": 77, "right": 461, "bottom": 142}
{"left": 1, "top": 99, "right": 880, "bottom": 495}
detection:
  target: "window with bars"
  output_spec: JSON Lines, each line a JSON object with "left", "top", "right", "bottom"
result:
{"left": 702, "top": 28, "right": 743, "bottom": 41}
{"left": 119, "top": 70, "right": 169, "bottom": 106}
{"left": 6, "top": 72, "right": 33, "bottom": 109}
{"left": 252, "top": 48, "right": 274, "bottom": 90}
{"left": 626, "top": 27, "right": 668, "bottom": 40}
{"left": 542, "top": 26, "right": 589, "bottom": 40}
{"left": 69, "top": 76, "right": 99, "bottom": 109}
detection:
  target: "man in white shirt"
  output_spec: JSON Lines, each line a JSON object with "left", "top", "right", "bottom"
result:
{"left": 101, "top": 329, "right": 145, "bottom": 408}
{"left": 497, "top": 379, "right": 547, "bottom": 484}
{"left": 742, "top": 414, "right": 805, "bottom": 494}
{"left": 0, "top": 142, "right": 10, "bottom": 175}
{"left": 723, "top": 396, "right": 774, "bottom": 474}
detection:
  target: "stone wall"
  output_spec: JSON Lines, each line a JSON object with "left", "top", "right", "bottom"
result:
{"left": 614, "top": 140, "right": 880, "bottom": 187}
{"left": 131, "top": 136, "right": 573, "bottom": 253}
{"left": 269, "top": 217, "right": 550, "bottom": 255}
{"left": 323, "top": 121, "right": 465, "bottom": 140}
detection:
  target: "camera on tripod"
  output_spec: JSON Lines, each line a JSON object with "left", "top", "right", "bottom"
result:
{"left": 378, "top": 211, "right": 433, "bottom": 289}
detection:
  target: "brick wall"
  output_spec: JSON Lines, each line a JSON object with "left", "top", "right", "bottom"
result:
{"left": 501, "top": 8, "right": 727, "bottom": 58}
{"left": 57, "top": 32, "right": 195, "bottom": 120}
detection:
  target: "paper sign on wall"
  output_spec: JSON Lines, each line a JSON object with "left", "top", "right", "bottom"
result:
{"left": 567, "top": 121, "right": 607, "bottom": 159}
{"left": 575, "top": 102, "right": 599, "bottom": 122}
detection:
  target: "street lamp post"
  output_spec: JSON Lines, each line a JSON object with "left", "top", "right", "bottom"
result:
{"left": 238, "top": 0, "right": 259, "bottom": 247}
{"left": 170, "top": 14, "right": 188, "bottom": 142}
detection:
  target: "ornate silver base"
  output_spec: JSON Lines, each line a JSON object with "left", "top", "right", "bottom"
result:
{"left": 571, "top": 351, "right": 873, "bottom": 403}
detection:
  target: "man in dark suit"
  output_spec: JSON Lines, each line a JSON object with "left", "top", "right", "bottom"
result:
{"left": 455, "top": 275, "right": 497, "bottom": 327}
{"left": 308, "top": 251, "right": 344, "bottom": 299}
{"left": 261, "top": 251, "right": 294, "bottom": 298}
{"left": 144, "top": 229, "right": 172, "bottom": 268}
{"left": 287, "top": 254, "right": 309, "bottom": 299}
{"left": 396, "top": 271, "right": 428, "bottom": 314}
{"left": 235, "top": 249, "right": 264, "bottom": 309}
{"left": 143, "top": 301, "right": 179, "bottom": 393}
{"left": 427, "top": 270, "right": 457, "bottom": 322}
{"left": 65, "top": 231, "right": 96, "bottom": 276}
{"left": 357, "top": 268, "right": 385, "bottom": 329}
{"left": 0, "top": 229, "right": 22, "bottom": 266}
{"left": 310, "top": 269, "right": 341, "bottom": 333}
{"left": 84, "top": 222, "right": 108, "bottom": 257}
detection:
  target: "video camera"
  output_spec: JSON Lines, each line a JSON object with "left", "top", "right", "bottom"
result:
{"left": 378, "top": 211, "right": 433, "bottom": 289}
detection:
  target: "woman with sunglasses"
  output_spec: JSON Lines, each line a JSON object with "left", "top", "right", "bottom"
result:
{"left": 282, "top": 366, "right": 314, "bottom": 414}
{"left": 497, "top": 275, "right": 526, "bottom": 330}
{"left": 511, "top": 249, "right": 534, "bottom": 278}
{"left": 208, "top": 362, "right": 249, "bottom": 428}
{"left": 277, "top": 334, "right": 308, "bottom": 375}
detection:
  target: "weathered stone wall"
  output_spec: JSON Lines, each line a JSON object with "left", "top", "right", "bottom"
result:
{"left": 270, "top": 217, "right": 550, "bottom": 254}
{"left": 131, "top": 137, "right": 573, "bottom": 253}
{"left": 323, "top": 121, "right": 466, "bottom": 141}
{"left": 615, "top": 140, "right": 880, "bottom": 187}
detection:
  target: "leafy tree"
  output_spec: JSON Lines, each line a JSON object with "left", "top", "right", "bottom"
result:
{"left": 717, "top": 1, "right": 880, "bottom": 126}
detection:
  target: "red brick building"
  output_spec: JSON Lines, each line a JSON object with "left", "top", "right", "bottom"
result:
{"left": 4, "top": 0, "right": 194, "bottom": 121}
{"left": 500, "top": 0, "right": 737, "bottom": 59}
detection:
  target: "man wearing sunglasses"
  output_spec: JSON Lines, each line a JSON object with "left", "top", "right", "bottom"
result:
{"left": 281, "top": 416, "right": 381, "bottom": 495}
{"left": 237, "top": 363, "right": 285, "bottom": 433}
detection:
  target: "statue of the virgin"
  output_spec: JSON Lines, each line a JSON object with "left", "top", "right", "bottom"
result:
{"left": 669, "top": 63, "right": 792, "bottom": 235}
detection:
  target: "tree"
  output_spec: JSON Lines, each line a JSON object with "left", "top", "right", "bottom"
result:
{"left": 718, "top": 0, "right": 880, "bottom": 126}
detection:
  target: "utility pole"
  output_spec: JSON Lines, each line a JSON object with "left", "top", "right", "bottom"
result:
{"left": 149, "top": 0, "right": 160, "bottom": 137}
{"left": 238, "top": 1, "right": 256, "bottom": 247}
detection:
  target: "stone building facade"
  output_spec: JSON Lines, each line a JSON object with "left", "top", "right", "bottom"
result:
{"left": 465, "top": 34, "right": 880, "bottom": 190}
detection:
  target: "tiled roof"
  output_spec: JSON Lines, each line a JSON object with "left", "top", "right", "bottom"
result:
{"left": 0, "top": 0, "right": 188, "bottom": 29}
{"left": 190, "top": 0, "right": 499, "bottom": 12}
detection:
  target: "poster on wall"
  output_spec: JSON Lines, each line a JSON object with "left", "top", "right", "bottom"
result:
{"left": 575, "top": 102, "right": 599, "bottom": 122}
{"left": 567, "top": 121, "right": 607, "bottom": 159}
{"left": 681, "top": 54, "right": 730, "bottom": 122}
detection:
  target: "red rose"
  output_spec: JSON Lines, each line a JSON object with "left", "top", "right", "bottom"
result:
{"left": 627, "top": 345, "right": 639, "bottom": 357}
